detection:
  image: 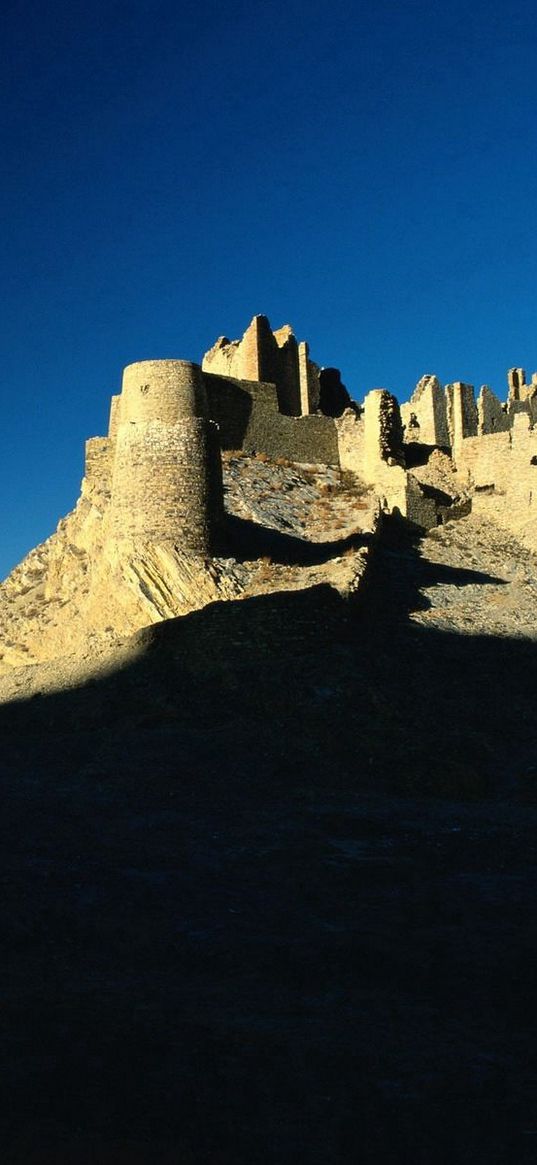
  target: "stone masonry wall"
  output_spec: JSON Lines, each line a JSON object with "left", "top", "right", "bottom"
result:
{"left": 335, "top": 410, "right": 365, "bottom": 475}
{"left": 455, "top": 430, "right": 512, "bottom": 490}
{"left": 401, "top": 375, "right": 449, "bottom": 446}
{"left": 108, "top": 396, "right": 121, "bottom": 442}
{"left": 120, "top": 359, "right": 209, "bottom": 425}
{"left": 446, "top": 382, "right": 478, "bottom": 446}
{"left": 455, "top": 413, "right": 537, "bottom": 495}
{"left": 362, "top": 390, "right": 436, "bottom": 527}
{"left": 203, "top": 316, "right": 322, "bottom": 418}
{"left": 82, "top": 438, "right": 112, "bottom": 505}
{"left": 109, "top": 360, "right": 224, "bottom": 553}
{"left": 363, "top": 389, "right": 404, "bottom": 480}
{"left": 454, "top": 413, "right": 537, "bottom": 545}
{"left": 204, "top": 374, "right": 339, "bottom": 464}
{"left": 477, "top": 386, "right": 510, "bottom": 435}
{"left": 110, "top": 419, "right": 223, "bottom": 549}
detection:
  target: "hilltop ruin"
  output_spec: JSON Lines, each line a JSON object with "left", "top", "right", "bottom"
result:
{"left": 1, "top": 312, "right": 537, "bottom": 676}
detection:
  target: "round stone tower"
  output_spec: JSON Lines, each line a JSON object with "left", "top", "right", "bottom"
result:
{"left": 110, "top": 360, "right": 223, "bottom": 553}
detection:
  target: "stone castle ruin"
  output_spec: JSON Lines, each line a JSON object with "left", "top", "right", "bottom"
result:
{"left": 2, "top": 312, "right": 537, "bottom": 672}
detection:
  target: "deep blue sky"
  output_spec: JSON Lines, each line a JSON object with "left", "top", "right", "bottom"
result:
{"left": 2, "top": 0, "right": 537, "bottom": 578}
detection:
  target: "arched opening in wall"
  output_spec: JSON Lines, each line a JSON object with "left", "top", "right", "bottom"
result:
{"left": 530, "top": 456, "right": 537, "bottom": 465}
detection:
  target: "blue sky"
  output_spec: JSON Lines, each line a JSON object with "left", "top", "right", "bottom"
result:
{"left": 1, "top": 0, "right": 537, "bottom": 577}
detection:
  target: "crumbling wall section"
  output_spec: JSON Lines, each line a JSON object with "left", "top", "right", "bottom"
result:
{"left": 446, "top": 382, "right": 478, "bottom": 447}
{"left": 82, "top": 437, "right": 113, "bottom": 507}
{"left": 203, "top": 315, "right": 333, "bottom": 418}
{"left": 454, "top": 414, "right": 537, "bottom": 543}
{"left": 477, "top": 386, "right": 510, "bottom": 435}
{"left": 108, "top": 395, "right": 121, "bottom": 442}
{"left": 274, "top": 329, "right": 301, "bottom": 416}
{"left": 457, "top": 412, "right": 537, "bottom": 488}
{"left": 401, "top": 375, "right": 449, "bottom": 446}
{"left": 363, "top": 389, "right": 404, "bottom": 479}
{"left": 298, "top": 341, "right": 321, "bottom": 415}
{"left": 203, "top": 315, "right": 301, "bottom": 414}
{"left": 507, "top": 367, "right": 528, "bottom": 400}
{"left": 361, "top": 389, "right": 436, "bottom": 527}
{"left": 335, "top": 410, "right": 365, "bottom": 475}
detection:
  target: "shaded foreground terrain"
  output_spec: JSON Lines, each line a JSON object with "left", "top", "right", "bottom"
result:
{"left": 2, "top": 515, "right": 537, "bottom": 1163}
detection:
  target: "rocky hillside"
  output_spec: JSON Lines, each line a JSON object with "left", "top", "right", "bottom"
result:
{"left": 3, "top": 442, "right": 537, "bottom": 1162}
{"left": 0, "top": 453, "right": 377, "bottom": 686}
{"left": 2, "top": 501, "right": 537, "bottom": 1162}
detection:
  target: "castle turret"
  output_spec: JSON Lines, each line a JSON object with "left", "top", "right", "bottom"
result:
{"left": 109, "top": 360, "right": 223, "bottom": 553}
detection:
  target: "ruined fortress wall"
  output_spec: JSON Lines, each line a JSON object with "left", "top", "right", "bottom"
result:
{"left": 202, "top": 339, "right": 240, "bottom": 379}
{"left": 416, "top": 381, "right": 449, "bottom": 445}
{"left": 361, "top": 390, "right": 436, "bottom": 526}
{"left": 110, "top": 419, "right": 222, "bottom": 548}
{"left": 456, "top": 414, "right": 537, "bottom": 500}
{"left": 108, "top": 396, "right": 122, "bottom": 441}
{"left": 477, "top": 386, "right": 510, "bottom": 435}
{"left": 427, "top": 382, "right": 449, "bottom": 446}
{"left": 298, "top": 341, "right": 320, "bottom": 415}
{"left": 446, "top": 383, "right": 478, "bottom": 446}
{"left": 204, "top": 373, "right": 339, "bottom": 463}
{"left": 82, "top": 437, "right": 113, "bottom": 507}
{"left": 237, "top": 315, "right": 282, "bottom": 388}
{"left": 120, "top": 359, "right": 209, "bottom": 424}
{"left": 455, "top": 414, "right": 537, "bottom": 541}
{"left": 110, "top": 360, "right": 223, "bottom": 552}
{"left": 276, "top": 333, "right": 302, "bottom": 416}
{"left": 363, "top": 389, "right": 403, "bottom": 479}
{"left": 336, "top": 411, "right": 365, "bottom": 475}
{"left": 508, "top": 367, "right": 528, "bottom": 399}
{"left": 203, "top": 318, "right": 304, "bottom": 417}
{"left": 243, "top": 410, "right": 339, "bottom": 463}
{"left": 455, "top": 430, "right": 513, "bottom": 490}
{"left": 401, "top": 377, "right": 449, "bottom": 446}
{"left": 239, "top": 317, "right": 301, "bottom": 415}
{"left": 238, "top": 315, "right": 265, "bottom": 381}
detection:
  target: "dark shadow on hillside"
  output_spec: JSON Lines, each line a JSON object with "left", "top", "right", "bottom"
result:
{"left": 224, "top": 511, "right": 371, "bottom": 565}
{"left": 363, "top": 516, "right": 507, "bottom": 611}
{"left": 2, "top": 531, "right": 537, "bottom": 1164}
